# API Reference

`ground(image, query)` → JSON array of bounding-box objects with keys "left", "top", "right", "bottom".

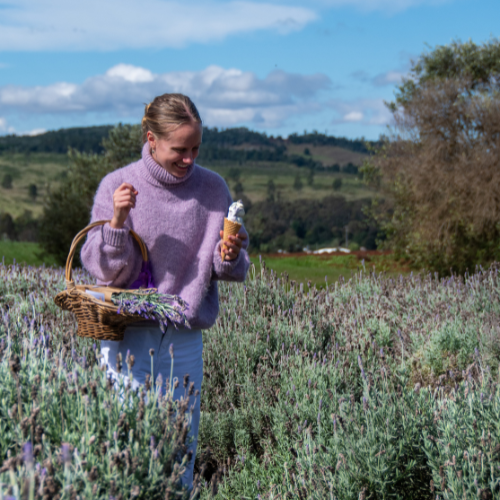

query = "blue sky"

[{"left": 0, "top": 0, "right": 498, "bottom": 139}]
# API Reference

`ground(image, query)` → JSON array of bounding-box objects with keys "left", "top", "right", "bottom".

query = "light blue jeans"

[{"left": 100, "top": 324, "right": 203, "bottom": 491}]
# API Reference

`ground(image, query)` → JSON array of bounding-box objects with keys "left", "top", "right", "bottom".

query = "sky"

[{"left": 0, "top": 0, "right": 498, "bottom": 140}]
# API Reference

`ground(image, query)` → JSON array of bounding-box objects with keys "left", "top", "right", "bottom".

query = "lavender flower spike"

[{"left": 358, "top": 355, "right": 367, "bottom": 381}]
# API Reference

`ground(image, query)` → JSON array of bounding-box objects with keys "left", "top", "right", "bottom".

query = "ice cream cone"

[{"left": 221, "top": 217, "right": 242, "bottom": 261}]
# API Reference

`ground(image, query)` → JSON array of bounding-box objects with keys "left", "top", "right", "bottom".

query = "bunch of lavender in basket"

[{"left": 111, "top": 290, "right": 190, "bottom": 332}]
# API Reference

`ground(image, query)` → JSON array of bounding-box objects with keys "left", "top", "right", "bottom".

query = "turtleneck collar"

[{"left": 139, "top": 141, "right": 195, "bottom": 187}]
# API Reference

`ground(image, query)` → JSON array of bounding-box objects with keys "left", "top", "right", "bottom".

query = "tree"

[
  {"left": 303, "top": 147, "right": 311, "bottom": 156},
  {"left": 266, "top": 179, "right": 276, "bottom": 202},
  {"left": 1, "top": 173, "right": 12, "bottom": 189},
  {"left": 29, "top": 183, "right": 37, "bottom": 201},
  {"left": 306, "top": 168, "right": 314, "bottom": 187},
  {"left": 364, "top": 38, "right": 500, "bottom": 274},
  {"left": 38, "top": 124, "right": 142, "bottom": 265},
  {"left": 234, "top": 181, "right": 244, "bottom": 198},
  {"left": 0, "top": 212, "right": 15, "bottom": 240},
  {"left": 227, "top": 168, "right": 241, "bottom": 182},
  {"left": 293, "top": 173, "right": 303, "bottom": 191},
  {"left": 332, "top": 178, "right": 342, "bottom": 191}
]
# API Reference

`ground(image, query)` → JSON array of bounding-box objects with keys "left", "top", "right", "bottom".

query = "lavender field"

[{"left": 1, "top": 261, "right": 500, "bottom": 499}]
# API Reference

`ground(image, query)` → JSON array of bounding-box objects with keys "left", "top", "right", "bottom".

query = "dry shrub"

[{"left": 370, "top": 77, "right": 500, "bottom": 274}]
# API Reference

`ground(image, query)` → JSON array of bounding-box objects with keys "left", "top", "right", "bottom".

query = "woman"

[{"left": 81, "top": 93, "right": 250, "bottom": 490}]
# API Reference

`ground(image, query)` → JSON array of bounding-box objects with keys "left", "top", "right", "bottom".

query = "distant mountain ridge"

[{"left": 0, "top": 125, "right": 375, "bottom": 156}]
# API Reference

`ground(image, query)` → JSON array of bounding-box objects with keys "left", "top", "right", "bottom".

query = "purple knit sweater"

[{"left": 80, "top": 142, "right": 250, "bottom": 330}]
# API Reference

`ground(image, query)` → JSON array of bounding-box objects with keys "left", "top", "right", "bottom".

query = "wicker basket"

[{"left": 54, "top": 220, "right": 155, "bottom": 341}]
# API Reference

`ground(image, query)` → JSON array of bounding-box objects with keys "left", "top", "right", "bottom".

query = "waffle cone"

[{"left": 221, "top": 218, "right": 242, "bottom": 261}]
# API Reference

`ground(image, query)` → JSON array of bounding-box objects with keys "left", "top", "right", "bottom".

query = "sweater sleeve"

[{"left": 80, "top": 175, "right": 142, "bottom": 287}]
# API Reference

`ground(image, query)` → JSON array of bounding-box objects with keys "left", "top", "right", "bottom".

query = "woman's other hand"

[
  {"left": 220, "top": 231, "right": 247, "bottom": 261},
  {"left": 110, "top": 183, "right": 138, "bottom": 229}
]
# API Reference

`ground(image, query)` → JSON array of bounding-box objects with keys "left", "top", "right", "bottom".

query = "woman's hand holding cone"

[{"left": 220, "top": 230, "right": 247, "bottom": 261}]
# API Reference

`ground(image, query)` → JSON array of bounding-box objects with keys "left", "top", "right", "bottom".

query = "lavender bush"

[
  {"left": 0, "top": 264, "right": 198, "bottom": 499},
  {"left": 1, "top": 260, "right": 500, "bottom": 498},
  {"left": 198, "top": 264, "right": 500, "bottom": 498}
]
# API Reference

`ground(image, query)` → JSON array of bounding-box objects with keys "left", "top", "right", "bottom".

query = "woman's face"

[{"left": 147, "top": 122, "right": 202, "bottom": 178}]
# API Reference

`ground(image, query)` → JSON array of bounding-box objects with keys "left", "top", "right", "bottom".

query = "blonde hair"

[{"left": 141, "top": 93, "right": 202, "bottom": 143}]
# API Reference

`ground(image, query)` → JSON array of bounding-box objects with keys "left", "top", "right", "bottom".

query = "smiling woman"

[
  {"left": 80, "top": 92, "right": 251, "bottom": 491},
  {"left": 141, "top": 94, "right": 203, "bottom": 179}
]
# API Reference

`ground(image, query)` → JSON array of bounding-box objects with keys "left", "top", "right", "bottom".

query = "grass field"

[
  {"left": 0, "top": 152, "right": 68, "bottom": 217},
  {"left": 0, "top": 145, "right": 375, "bottom": 218},
  {"left": 206, "top": 161, "right": 375, "bottom": 204},
  {"left": 0, "top": 240, "right": 59, "bottom": 266},
  {"left": 250, "top": 251, "right": 410, "bottom": 287}
]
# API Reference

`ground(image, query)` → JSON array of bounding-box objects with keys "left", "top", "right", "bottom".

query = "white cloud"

[
  {"left": 22, "top": 128, "right": 47, "bottom": 136},
  {"left": 106, "top": 65, "right": 154, "bottom": 84},
  {"left": 330, "top": 98, "right": 392, "bottom": 126},
  {"left": 0, "top": 117, "right": 16, "bottom": 134},
  {"left": 0, "top": 64, "right": 331, "bottom": 129},
  {"left": 0, "top": 0, "right": 317, "bottom": 51},
  {"left": 372, "top": 70, "right": 405, "bottom": 86},
  {"left": 343, "top": 111, "right": 364, "bottom": 122}
]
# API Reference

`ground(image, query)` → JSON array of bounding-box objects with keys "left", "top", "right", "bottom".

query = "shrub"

[
  {"left": 0, "top": 263, "right": 198, "bottom": 499},
  {"left": 293, "top": 174, "right": 303, "bottom": 191},
  {"left": 1, "top": 173, "right": 13, "bottom": 189},
  {"left": 29, "top": 183, "right": 38, "bottom": 201},
  {"left": 364, "top": 39, "right": 500, "bottom": 274},
  {"left": 38, "top": 124, "right": 142, "bottom": 266},
  {"left": 2, "top": 259, "right": 500, "bottom": 498},
  {"left": 198, "top": 262, "right": 500, "bottom": 498}
]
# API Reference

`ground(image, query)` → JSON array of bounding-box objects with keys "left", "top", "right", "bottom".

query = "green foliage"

[
  {"left": 332, "top": 178, "right": 342, "bottom": 191},
  {"left": 0, "top": 212, "right": 15, "bottom": 240},
  {"left": 0, "top": 263, "right": 198, "bottom": 499},
  {"left": 28, "top": 183, "right": 38, "bottom": 201},
  {"left": 393, "top": 38, "right": 500, "bottom": 109},
  {"left": 306, "top": 168, "right": 314, "bottom": 187},
  {"left": 0, "top": 126, "right": 114, "bottom": 154},
  {"left": 246, "top": 196, "right": 378, "bottom": 252},
  {"left": 266, "top": 179, "right": 276, "bottom": 203},
  {"left": 288, "top": 130, "right": 374, "bottom": 154},
  {"left": 233, "top": 181, "right": 244, "bottom": 198},
  {"left": 0, "top": 211, "right": 39, "bottom": 242},
  {"left": 226, "top": 168, "right": 241, "bottom": 182},
  {"left": 38, "top": 124, "right": 142, "bottom": 266},
  {"left": 293, "top": 173, "right": 303, "bottom": 191},
  {"left": 2, "top": 173, "right": 13, "bottom": 189},
  {"left": 341, "top": 162, "right": 359, "bottom": 175}
]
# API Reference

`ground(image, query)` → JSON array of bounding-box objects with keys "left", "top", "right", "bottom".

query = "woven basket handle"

[{"left": 65, "top": 220, "right": 148, "bottom": 286}]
